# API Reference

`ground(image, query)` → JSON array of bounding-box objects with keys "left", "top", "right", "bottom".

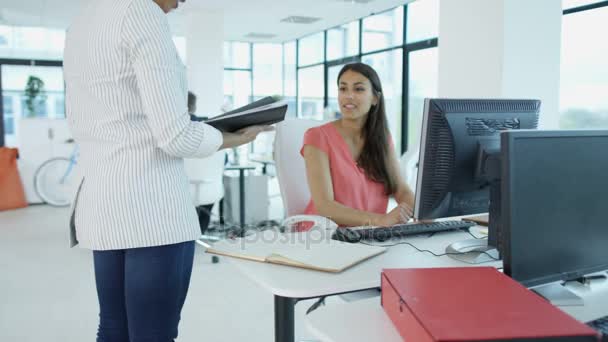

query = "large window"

[
  {"left": 326, "top": 62, "right": 350, "bottom": 117},
  {"left": 223, "top": 70, "right": 251, "bottom": 111},
  {"left": 253, "top": 44, "right": 283, "bottom": 100},
  {"left": 298, "top": 65, "right": 324, "bottom": 120},
  {"left": 223, "top": 42, "right": 252, "bottom": 112},
  {"left": 298, "top": 32, "right": 324, "bottom": 66},
  {"left": 223, "top": 41, "right": 251, "bottom": 69},
  {"left": 362, "top": 8, "right": 404, "bottom": 54},
  {"left": 560, "top": 2, "right": 608, "bottom": 129},
  {"left": 327, "top": 21, "right": 360, "bottom": 61},
  {"left": 406, "top": 0, "right": 439, "bottom": 43}
]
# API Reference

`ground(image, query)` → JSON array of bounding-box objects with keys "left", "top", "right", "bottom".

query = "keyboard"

[
  {"left": 332, "top": 220, "right": 476, "bottom": 243},
  {"left": 588, "top": 315, "right": 608, "bottom": 340}
]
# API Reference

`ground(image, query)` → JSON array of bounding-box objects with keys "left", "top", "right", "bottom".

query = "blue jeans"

[{"left": 93, "top": 241, "right": 195, "bottom": 342}]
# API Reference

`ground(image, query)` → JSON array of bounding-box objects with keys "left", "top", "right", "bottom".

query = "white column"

[
  {"left": 438, "top": 0, "right": 562, "bottom": 128},
  {"left": 185, "top": 10, "right": 224, "bottom": 118}
]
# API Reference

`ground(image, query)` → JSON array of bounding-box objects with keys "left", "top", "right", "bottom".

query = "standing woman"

[
  {"left": 301, "top": 62, "right": 415, "bottom": 228},
  {"left": 63, "top": 0, "right": 270, "bottom": 341}
]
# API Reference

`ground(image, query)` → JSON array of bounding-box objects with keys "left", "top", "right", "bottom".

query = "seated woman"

[{"left": 301, "top": 62, "right": 415, "bottom": 229}]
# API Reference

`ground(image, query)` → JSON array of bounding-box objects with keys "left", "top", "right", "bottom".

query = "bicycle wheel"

[{"left": 34, "top": 157, "right": 78, "bottom": 207}]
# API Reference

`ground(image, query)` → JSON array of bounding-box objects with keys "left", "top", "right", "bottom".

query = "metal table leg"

[
  {"left": 238, "top": 169, "right": 245, "bottom": 230},
  {"left": 274, "top": 295, "right": 296, "bottom": 342}
]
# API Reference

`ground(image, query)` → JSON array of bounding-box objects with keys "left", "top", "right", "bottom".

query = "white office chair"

[
  {"left": 273, "top": 118, "right": 338, "bottom": 232},
  {"left": 184, "top": 151, "right": 226, "bottom": 230}
]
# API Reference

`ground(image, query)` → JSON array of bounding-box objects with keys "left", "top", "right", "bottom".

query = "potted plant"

[{"left": 23, "top": 76, "right": 47, "bottom": 118}]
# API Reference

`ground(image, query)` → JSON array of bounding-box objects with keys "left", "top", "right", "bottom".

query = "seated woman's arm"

[
  {"left": 303, "top": 145, "right": 407, "bottom": 227},
  {"left": 388, "top": 148, "right": 415, "bottom": 212}
]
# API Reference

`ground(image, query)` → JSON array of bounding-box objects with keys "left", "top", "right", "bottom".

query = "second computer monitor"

[
  {"left": 502, "top": 130, "right": 608, "bottom": 288},
  {"left": 414, "top": 98, "right": 540, "bottom": 220}
]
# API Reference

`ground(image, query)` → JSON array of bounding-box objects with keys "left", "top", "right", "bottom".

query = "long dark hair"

[{"left": 337, "top": 63, "right": 396, "bottom": 195}]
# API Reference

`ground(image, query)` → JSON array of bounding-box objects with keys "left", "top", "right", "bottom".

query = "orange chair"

[{"left": 0, "top": 147, "right": 28, "bottom": 211}]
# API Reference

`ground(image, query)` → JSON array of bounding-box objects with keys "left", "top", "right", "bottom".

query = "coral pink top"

[{"left": 300, "top": 122, "right": 389, "bottom": 225}]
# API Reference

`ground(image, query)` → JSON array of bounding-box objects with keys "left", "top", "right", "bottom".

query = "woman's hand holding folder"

[{"left": 220, "top": 125, "right": 275, "bottom": 149}]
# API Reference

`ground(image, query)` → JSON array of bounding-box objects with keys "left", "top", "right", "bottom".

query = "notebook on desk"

[{"left": 205, "top": 230, "right": 387, "bottom": 273}]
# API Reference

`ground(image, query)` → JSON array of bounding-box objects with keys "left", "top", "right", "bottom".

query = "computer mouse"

[{"left": 331, "top": 228, "right": 362, "bottom": 243}]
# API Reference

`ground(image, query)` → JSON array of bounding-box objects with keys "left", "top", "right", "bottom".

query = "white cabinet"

[{"left": 16, "top": 118, "right": 73, "bottom": 203}]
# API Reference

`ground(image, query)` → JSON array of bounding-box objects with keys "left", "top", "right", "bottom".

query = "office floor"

[{"left": 0, "top": 182, "right": 324, "bottom": 341}]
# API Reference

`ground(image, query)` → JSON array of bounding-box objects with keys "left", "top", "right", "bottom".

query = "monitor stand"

[
  {"left": 445, "top": 239, "right": 499, "bottom": 264},
  {"left": 530, "top": 282, "right": 584, "bottom": 306}
]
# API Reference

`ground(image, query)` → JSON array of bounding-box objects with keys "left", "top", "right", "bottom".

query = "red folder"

[{"left": 381, "top": 267, "right": 600, "bottom": 342}]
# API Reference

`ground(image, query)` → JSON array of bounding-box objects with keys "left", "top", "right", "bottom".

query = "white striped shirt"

[{"left": 63, "top": 0, "right": 223, "bottom": 250}]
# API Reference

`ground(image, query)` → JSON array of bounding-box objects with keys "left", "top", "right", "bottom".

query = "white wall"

[
  {"left": 438, "top": 0, "right": 562, "bottom": 129},
  {"left": 438, "top": 0, "right": 505, "bottom": 98},
  {"left": 185, "top": 10, "right": 224, "bottom": 118}
]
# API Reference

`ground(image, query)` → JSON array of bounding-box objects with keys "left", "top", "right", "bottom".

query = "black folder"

[{"left": 192, "top": 96, "right": 287, "bottom": 132}]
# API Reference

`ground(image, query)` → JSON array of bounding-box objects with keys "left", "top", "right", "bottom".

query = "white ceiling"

[{"left": 0, "top": 0, "right": 414, "bottom": 43}]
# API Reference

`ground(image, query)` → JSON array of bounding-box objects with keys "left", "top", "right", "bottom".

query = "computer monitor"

[
  {"left": 414, "top": 98, "right": 540, "bottom": 263},
  {"left": 501, "top": 130, "right": 608, "bottom": 305},
  {"left": 414, "top": 99, "right": 540, "bottom": 218}
]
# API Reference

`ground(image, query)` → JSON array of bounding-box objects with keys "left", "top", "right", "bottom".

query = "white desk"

[
  {"left": 223, "top": 227, "right": 500, "bottom": 342},
  {"left": 306, "top": 280, "right": 608, "bottom": 342}
]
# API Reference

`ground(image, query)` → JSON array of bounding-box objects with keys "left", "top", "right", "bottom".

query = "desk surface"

[
  {"left": 225, "top": 227, "right": 500, "bottom": 298},
  {"left": 306, "top": 280, "right": 608, "bottom": 342},
  {"left": 249, "top": 154, "right": 275, "bottom": 164}
]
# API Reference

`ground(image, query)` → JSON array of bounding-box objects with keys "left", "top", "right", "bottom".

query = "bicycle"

[{"left": 33, "top": 139, "right": 80, "bottom": 207}]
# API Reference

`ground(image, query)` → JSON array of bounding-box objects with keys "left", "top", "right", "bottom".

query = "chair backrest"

[
  {"left": 273, "top": 118, "right": 326, "bottom": 217},
  {"left": 184, "top": 151, "right": 226, "bottom": 206}
]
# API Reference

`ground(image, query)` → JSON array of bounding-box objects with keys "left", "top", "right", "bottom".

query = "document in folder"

[
  {"left": 200, "top": 96, "right": 288, "bottom": 132},
  {"left": 205, "top": 230, "right": 387, "bottom": 273}
]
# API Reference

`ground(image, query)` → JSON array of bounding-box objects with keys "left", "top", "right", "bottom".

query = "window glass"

[
  {"left": 298, "top": 32, "right": 324, "bottom": 66},
  {"left": 362, "top": 7, "right": 403, "bottom": 53},
  {"left": 223, "top": 41, "right": 251, "bottom": 69},
  {"left": 223, "top": 70, "right": 252, "bottom": 112},
  {"left": 560, "top": 7, "right": 608, "bottom": 129},
  {"left": 297, "top": 65, "right": 324, "bottom": 120},
  {"left": 327, "top": 63, "right": 349, "bottom": 120},
  {"left": 253, "top": 43, "right": 283, "bottom": 98},
  {"left": 406, "top": 0, "right": 439, "bottom": 43},
  {"left": 327, "top": 21, "right": 360, "bottom": 61}
]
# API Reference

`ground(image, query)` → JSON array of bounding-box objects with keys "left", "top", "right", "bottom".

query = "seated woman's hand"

[{"left": 378, "top": 203, "right": 413, "bottom": 227}]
